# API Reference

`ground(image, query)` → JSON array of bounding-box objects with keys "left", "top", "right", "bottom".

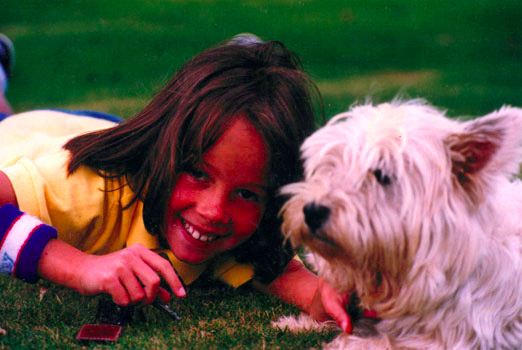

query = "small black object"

[
  {"left": 346, "top": 293, "right": 364, "bottom": 323},
  {"left": 95, "top": 298, "right": 136, "bottom": 326},
  {"left": 152, "top": 299, "right": 182, "bottom": 321}
]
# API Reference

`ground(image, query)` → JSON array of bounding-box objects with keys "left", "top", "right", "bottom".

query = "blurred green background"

[{"left": 1, "top": 0, "right": 520, "bottom": 121}]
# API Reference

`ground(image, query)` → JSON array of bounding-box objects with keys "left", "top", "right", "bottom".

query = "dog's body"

[{"left": 278, "top": 100, "right": 522, "bottom": 349}]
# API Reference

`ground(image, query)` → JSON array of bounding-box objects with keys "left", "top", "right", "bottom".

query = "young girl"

[{"left": 0, "top": 34, "right": 354, "bottom": 333}]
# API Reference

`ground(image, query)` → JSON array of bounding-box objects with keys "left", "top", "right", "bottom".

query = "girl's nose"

[{"left": 197, "top": 185, "right": 228, "bottom": 225}]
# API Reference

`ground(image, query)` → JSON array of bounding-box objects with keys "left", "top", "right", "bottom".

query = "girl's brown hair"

[{"left": 64, "top": 39, "right": 322, "bottom": 283}]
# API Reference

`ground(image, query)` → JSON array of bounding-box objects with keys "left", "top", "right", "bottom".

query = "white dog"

[{"left": 277, "top": 100, "right": 522, "bottom": 349}]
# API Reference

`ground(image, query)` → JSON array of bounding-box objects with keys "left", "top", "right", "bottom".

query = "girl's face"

[{"left": 165, "top": 115, "right": 269, "bottom": 264}]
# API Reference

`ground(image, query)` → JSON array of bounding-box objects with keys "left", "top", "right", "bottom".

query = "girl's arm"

[
  {"left": 0, "top": 170, "right": 185, "bottom": 304},
  {"left": 252, "top": 259, "right": 353, "bottom": 333},
  {"left": 38, "top": 239, "right": 186, "bottom": 304},
  {"left": 0, "top": 170, "right": 17, "bottom": 206}
]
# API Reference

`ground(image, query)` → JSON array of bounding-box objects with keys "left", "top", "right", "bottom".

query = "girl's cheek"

[
  {"left": 169, "top": 175, "right": 199, "bottom": 210},
  {"left": 232, "top": 205, "right": 265, "bottom": 238}
]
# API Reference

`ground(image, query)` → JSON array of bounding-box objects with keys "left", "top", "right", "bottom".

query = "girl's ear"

[{"left": 445, "top": 107, "right": 522, "bottom": 201}]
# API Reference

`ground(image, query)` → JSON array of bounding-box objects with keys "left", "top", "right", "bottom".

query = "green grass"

[
  {"left": 0, "top": 276, "right": 335, "bottom": 350},
  {"left": 0, "top": 0, "right": 521, "bottom": 348}
]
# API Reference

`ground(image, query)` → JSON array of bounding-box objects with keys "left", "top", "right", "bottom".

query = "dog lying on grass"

[{"left": 276, "top": 100, "right": 522, "bottom": 349}]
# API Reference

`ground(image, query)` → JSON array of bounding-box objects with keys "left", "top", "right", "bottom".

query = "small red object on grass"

[{"left": 76, "top": 324, "right": 122, "bottom": 342}]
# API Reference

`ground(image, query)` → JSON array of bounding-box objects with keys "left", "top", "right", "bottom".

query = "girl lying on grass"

[{"left": 0, "top": 34, "right": 354, "bottom": 333}]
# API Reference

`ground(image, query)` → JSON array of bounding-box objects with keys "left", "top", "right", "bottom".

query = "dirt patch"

[{"left": 317, "top": 70, "right": 438, "bottom": 97}]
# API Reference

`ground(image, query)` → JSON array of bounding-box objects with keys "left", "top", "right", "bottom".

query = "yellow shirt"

[{"left": 0, "top": 110, "right": 254, "bottom": 287}]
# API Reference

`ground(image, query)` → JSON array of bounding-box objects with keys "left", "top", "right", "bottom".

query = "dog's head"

[{"left": 281, "top": 100, "right": 522, "bottom": 315}]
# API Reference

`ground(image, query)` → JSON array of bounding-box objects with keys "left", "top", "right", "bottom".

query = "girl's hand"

[
  {"left": 309, "top": 278, "right": 352, "bottom": 333},
  {"left": 76, "top": 243, "right": 185, "bottom": 305},
  {"left": 38, "top": 240, "right": 185, "bottom": 306}
]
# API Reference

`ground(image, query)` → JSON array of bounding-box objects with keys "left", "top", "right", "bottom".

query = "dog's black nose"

[{"left": 303, "top": 202, "right": 330, "bottom": 232}]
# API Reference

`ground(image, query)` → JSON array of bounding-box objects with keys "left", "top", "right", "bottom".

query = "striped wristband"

[{"left": 0, "top": 204, "right": 57, "bottom": 283}]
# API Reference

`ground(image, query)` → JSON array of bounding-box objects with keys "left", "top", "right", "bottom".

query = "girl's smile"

[
  {"left": 165, "top": 115, "right": 269, "bottom": 264},
  {"left": 182, "top": 218, "right": 219, "bottom": 242}
]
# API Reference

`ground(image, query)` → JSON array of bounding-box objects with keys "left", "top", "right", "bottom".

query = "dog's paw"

[{"left": 272, "top": 313, "right": 339, "bottom": 333}]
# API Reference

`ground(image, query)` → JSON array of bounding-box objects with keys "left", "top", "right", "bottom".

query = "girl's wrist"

[{"left": 0, "top": 204, "right": 57, "bottom": 283}]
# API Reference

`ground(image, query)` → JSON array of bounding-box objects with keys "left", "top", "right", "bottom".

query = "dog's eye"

[{"left": 372, "top": 169, "right": 391, "bottom": 185}]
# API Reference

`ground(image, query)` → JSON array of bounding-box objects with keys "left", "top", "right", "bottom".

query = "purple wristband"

[{"left": 0, "top": 204, "right": 57, "bottom": 283}]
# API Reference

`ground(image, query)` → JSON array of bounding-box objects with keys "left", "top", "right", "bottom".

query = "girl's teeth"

[{"left": 183, "top": 220, "right": 216, "bottom": 242}]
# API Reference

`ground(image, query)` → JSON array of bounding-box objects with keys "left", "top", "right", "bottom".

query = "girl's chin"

[{"left": 166, "top": 224, "right": 218, "bottom": 264}]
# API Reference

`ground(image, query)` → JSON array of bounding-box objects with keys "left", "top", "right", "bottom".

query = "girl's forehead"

[{"left": 202, "top": 115, "right": 269, "bottom": 186}]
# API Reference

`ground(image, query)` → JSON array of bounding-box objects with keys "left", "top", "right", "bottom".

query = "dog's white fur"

[{"left": 277, "top": 100, "right": 522, "bottom": 349}]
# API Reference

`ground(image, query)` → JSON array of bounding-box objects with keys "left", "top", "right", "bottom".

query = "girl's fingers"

[
  {"left": 117, "top": 264, "right": 147, "bottom": 303},
  {"left": 98, "top": 244, "right": 185, "bottom": 305},
  {"left": 160, "top": 269, "right": 186, "bottom": 298},
  {"left": 322, "top": 293, "right": 352, "bottom": 333},
  {"left": 318, "top": 279, "right": 353, "bottom": 333},
  {"left": 129, "top": 260, "right": 161, "bottom": 304},
  {"left": 158, "top": 287, "right": 171, "bottom": 303},
  {"left": 139, "top": 248, "right": 186, "bottom": 298},
  {"left": 105, "top": 277, "right": 132, "bottom": 306}
]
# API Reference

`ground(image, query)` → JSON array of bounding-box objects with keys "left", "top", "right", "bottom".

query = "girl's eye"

[
  {"left": 187, "top": 166, "right": 208, "bottom": 181},
  {"left": 237, "top": 189, "right": 263, "bottom": 203}
]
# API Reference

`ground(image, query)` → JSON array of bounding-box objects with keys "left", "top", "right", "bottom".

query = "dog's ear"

[{"left": 445, "top": 107, "right": 522, "bottom": 200}]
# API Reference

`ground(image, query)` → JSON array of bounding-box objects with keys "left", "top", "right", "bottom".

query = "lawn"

[
  {"left": 0, "top": 276, "right": 336, "bottom": 350},
  {"left": 0, "top": 0, "right": 520, "bottom": 349}
]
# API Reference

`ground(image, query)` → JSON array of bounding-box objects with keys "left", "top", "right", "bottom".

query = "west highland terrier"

[{"left": 276, "top": 100, "right": 522, "bottom": 349}]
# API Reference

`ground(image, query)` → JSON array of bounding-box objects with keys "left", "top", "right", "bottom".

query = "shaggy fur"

[{"left": 277, "top": 100, "right": 522, "bottom": 349}]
